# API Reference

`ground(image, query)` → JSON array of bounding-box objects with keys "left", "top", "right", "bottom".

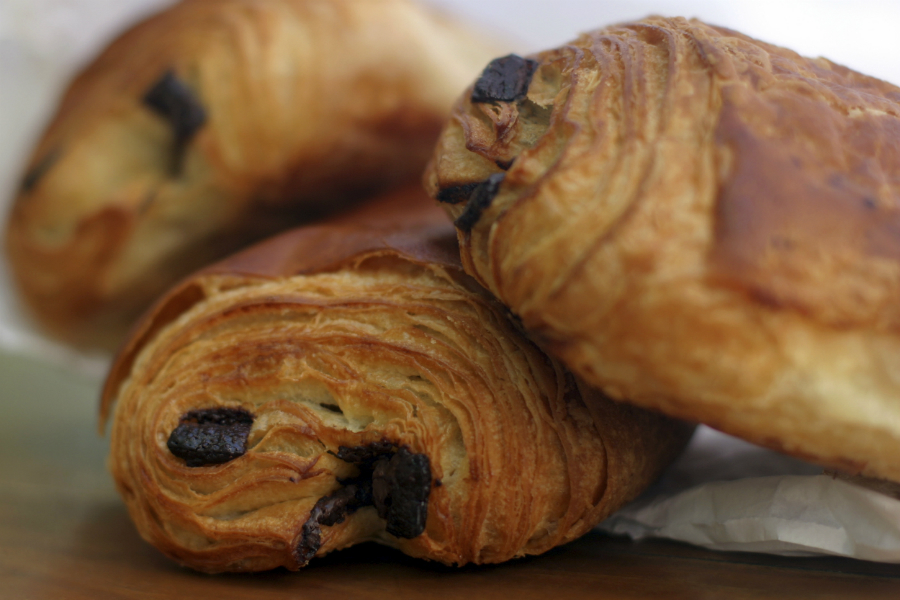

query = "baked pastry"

[
  {"left": 424, "top": 17, "right": 900, "bottom": 483},
  {"left": 99, "top": 186, "right": 692, "bottom": 572},
  {"left": 5, "top": 0, "right": 497, "bottom": 348}
]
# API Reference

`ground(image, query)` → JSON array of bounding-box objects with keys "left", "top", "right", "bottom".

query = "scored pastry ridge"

[
  {"left": 101, "top": 189, "right": 692, "bottom": 572},
  {"left": 424, "top": 16, "right": 900, "bottom": 483}
]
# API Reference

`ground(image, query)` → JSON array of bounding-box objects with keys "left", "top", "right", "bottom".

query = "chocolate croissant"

[
  {"left": 5, "top": 0, "right": 498, "bottom": 348},
  {"left": 424, "top": 17, "right": 900, "bottom": 483},
  {"left": 99, "top": 186, "right": 692, "bottom": 572}
]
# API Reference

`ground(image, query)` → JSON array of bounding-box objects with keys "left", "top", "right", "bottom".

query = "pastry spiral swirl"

[
  {"left": 6, "top": 0, "right": 497, "bottom": 347},
  {"left": 100, "top": 187, "right": 691, "bottom": 572},
  {"left": 424, "top": 17, "right": 900, "bottom": 482}
]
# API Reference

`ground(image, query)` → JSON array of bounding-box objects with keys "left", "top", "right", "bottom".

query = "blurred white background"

[{"left": 1, "top": 0, "right": 899, "bottom": 370}]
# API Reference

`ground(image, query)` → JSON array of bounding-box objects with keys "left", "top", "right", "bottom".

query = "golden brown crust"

[
  {"left": 101, "top": 187, "right": 692, "bottom": 572},
  {"left": 424, "top": 17, "right": 900, "bottom": 483},
  {"left": 5, "top": 0, "right": 498, "bottom": 348},
  {"left": 100, "top": 185, "right": 456, "bottom": 424}
]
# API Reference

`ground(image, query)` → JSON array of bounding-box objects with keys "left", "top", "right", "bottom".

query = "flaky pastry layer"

[
  {"left": 424, "top": 17, "right": 900, "bottom": 482},
  {"left": 100, "top": 189, "right": 691, "bottom": 572}
]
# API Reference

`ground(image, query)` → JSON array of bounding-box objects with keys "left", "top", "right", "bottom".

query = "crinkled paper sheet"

[{"left": 597, "top": 426, "right": 900, "bottom": 562}]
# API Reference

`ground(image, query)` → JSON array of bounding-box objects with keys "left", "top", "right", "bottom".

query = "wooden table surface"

[{"left": 3, "top": 351, "right": 900, "bottom": 599}]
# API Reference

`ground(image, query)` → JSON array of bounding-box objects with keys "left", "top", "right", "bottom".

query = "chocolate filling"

[
  {"left": 454, "top": 173, "right": 506, "bottom": 233},
  {"left": 296, "top": 482, "right": 372, "bottom": 565},
  {"left": 142, "top": 70, "right": 206, "bottom": 174},
  {"left": 335, "top": 441, "right": 396, "bottom": 464},
  {"left": 436, "top": 182, "right": 481, "bottom": 205},
  {"left": 372, "top": 448, "right": 431, "bottom": 539},
  {"left": 20, "top": 148, "right": 63, "bottom": 194},
  {"left": 296, "top": 442, "right": 432, "bottom": 565},
  {"left": 167, "top": 407, "right": 253, "bottom": 467},
  {"left": 471, "top": 54, "right": 539, "bottom": 104}
]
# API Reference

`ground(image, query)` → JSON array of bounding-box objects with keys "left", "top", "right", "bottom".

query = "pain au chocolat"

[
  {"left": 99, "top": 186, "right": 692, "bottom": 573},
  {"left": 424, "top": 16, "right": 900, "bottom": 483},
  {"left": 5, "top": 0, "right": 497, "bottom": 348}
]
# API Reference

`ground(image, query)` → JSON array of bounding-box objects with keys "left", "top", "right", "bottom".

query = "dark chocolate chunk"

[
  {"left": 296, "top": 517, "right": 322, "bottom": 566},
  {"left": 166, "top": 407, "right": 253, "bottom": 467},
  {"left": 297, "top": 442, "right": 431, "bottom": 565},
  {"left": 471, "top": 54, "right": 539, "bottom": 104},
  {"left": 436, "top": 182, "right": 481, "bottom": 204},
  {"left": 317, "top": 483, "right": 370, "bottom": 526},
  {"left": 336, "top": 441, "right": 396, "bottom": 465},
  {"left": 454, "top": 173, "right": 505, "bottom": 233},
  {"left": 296, "top": 481, "right": 372, "bottom": 566},
  {"left": 20, "top": 148, "right": 62, "bottom": 193},
  {"left": 143, "top": 70, "right": 206, "bottom": 144},
  {"left": 142, "top": 70, "right": 206, "bottom": 173},
  {"left": 371, "top": 448, "right": 431, "bottom": 539}
]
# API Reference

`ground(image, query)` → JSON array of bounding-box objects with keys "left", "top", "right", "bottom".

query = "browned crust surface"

[
  {"left": 6, "top": 0, "right": 499, "bottom": 348},
  {"left": 101, "top": 186, "right": 692, "bottom": 572},
  {"left": 424, "top": 16, "right": 900, "bottom": 482}
]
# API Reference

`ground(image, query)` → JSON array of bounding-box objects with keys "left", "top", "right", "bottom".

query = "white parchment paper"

[
  {"left": 4, "top": 0, "right": 900, "bottom": 563},
  {"left": 597, "top": 426, "right": 900, "bottom": 562}
]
